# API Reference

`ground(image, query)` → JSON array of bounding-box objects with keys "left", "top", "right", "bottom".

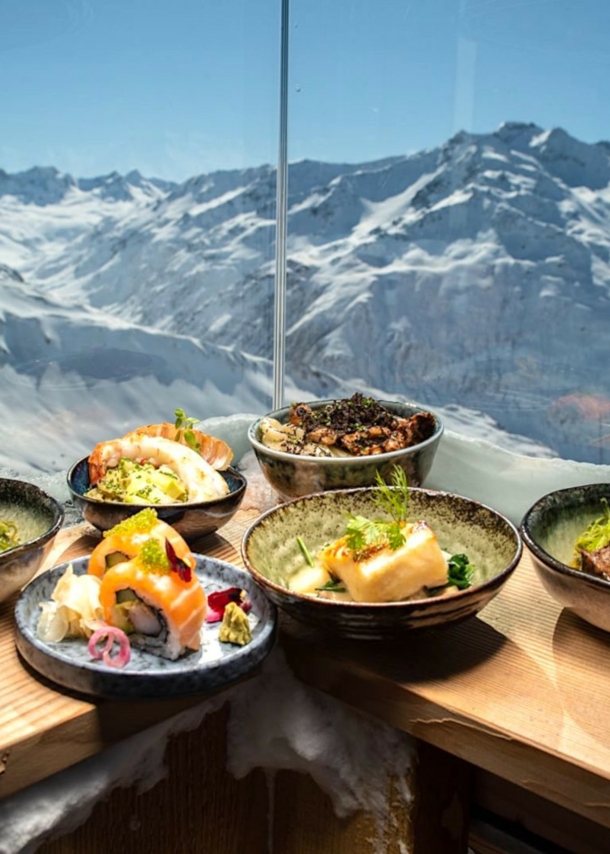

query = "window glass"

[
  {"left": 0, "top": 0, "right": 279, "bottom": 477},
  {"left": 286, "top": 0, "right": 610, "bottom": 465},
  {"left": 3, "top": 0, "right": 610, "bottom": 482}
]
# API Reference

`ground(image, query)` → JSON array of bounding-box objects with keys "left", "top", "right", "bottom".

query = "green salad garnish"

[
  {"left": 0, "top": 519, "right": 19, "bottom": 553},
  {"left": 573, "top": 498, "right": 610, "bottom": 567},
  {"left": 446, "top": 554, "right": 475, "bottom": 590}
]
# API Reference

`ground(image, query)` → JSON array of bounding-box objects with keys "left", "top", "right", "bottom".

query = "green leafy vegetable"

[
  {"left": 574, "top": 498, "right": 610, "bottom": 567},
  {"left": 447, "top": 554, "right": 475, "bottom": 589},
  {"left": 426, "top": 554, "right": 475, "bottom": 595},
  {"left": 0, "top": 519, "right": 19, "bottom": 553},
  {"left": 344, "top": 466, "right": 409, "bottom": 557}
]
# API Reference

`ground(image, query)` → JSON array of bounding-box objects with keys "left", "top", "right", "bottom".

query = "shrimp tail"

[
  {"left": 87, "top": 434, "right": 230, "bottom": 502},
  {"left": 123, "top": 422, "right": 233, "bottom": 470}
]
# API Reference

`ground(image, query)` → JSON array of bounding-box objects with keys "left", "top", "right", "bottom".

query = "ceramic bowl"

[
  {"left": 247, "top": 399, "right": 443, "bottom": 500},
  {"left": 520, "top": 483, "right": 610, "bottom": 633},
  {"left": 241, "top": 487, "right": 522, "bottom": 640},
  {"left": 67, "top": 457, "right": 247, "bottom": 544},
  {"left": 0, "top": 478, "right": 64, "bottom": 604}
]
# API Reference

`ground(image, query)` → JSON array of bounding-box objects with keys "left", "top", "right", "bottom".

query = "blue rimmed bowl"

[
  {"left": 242, "top": 486, "right": 522, "bottom": 640},
  {"left": 67, "top": 457, "right": 247, "bottom": 544},
  {"left": 0, "top": 478, "right": 64, "bottom": 604},
  {"left": 521, "top": 483, "right": 610, "bottom": 633},
  {"left": 247, "top": 399, "right": 443, "bottom": 501}
]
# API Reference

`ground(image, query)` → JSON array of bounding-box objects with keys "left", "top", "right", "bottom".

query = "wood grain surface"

[
  {"left": 280, "top": 548, "right": 610, "bottom": 830},
  {"left": 3, "top": 496, "right": 610, "bottom": 842},
  {"left": 36, "top": 705, "right": 418, "bottom": 854},
  {"left": 0, "top": 508, "right": 261, "bottom": 800}
]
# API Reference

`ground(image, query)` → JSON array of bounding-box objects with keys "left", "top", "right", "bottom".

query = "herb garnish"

[
  {"left": 344, "top": 467, "right": 409, "bottom": 558},
  {"left": 573, "top": 497, "right": 610, "bottom": 567},
  {"left": 316, "top": 576, "right": 347, "bottom": 593},
  {"left": 447, "top": 554, "right": 475, "bottom": 589},
  {"left": 370, "top": 466, "right": 409, "bottom": 522},
  {"left": 174, "top": 408, "right": 200, "bottom": 452},
  {"left": 297, "top": 535, "right": 314, "bottom": 567}
]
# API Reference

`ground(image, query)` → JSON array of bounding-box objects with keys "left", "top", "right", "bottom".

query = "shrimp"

[
  {"left": 88, "top": 434, "right": 230, "bottom": 502},
  {"left": 122, "top": 422, "right": 233, "bottom": 470}
]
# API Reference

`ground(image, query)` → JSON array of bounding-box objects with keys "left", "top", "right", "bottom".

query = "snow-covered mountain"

[
  {"left": 0, "top": 259, "right": 547, "bottom": 475},
  {"left": 2, "top": 121, "right": 610, "bottom": 472},
  {"left": 0, "top": 263, "right": 276, "bottom": 473}
]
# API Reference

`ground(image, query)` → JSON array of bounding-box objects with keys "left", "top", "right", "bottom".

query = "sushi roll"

[
  {"left": 95, "top": 538, "right": 207, "bottom": 660},
  {"left": 88, "top": 507, "right": 194, "bottom": 578},
  {"left": 87, "top": 508, "right": 205, "bottom": 660}
]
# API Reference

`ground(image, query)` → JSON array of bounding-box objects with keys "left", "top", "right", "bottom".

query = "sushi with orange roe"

[
  {"left": 88, "top": 509, "right": 206, "bottom": 660},
  {"left": 88, "top": 507, "right": 194, "bottom": 578}
]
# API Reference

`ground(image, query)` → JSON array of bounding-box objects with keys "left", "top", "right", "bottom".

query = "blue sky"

[{"left": 1, "top": 0, "right": 609, "bottom": 180}]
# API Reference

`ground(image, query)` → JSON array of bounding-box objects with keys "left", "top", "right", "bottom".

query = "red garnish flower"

[
  {"left": 165, "top": 539, "right": 192, "bottom": 582},
  {"left": 206, "top": 587, "right": 251, "bottom": 623}
]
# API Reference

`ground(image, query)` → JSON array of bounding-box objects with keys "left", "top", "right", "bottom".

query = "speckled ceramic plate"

[{"left": 14, "top": 555, "right": 277, "bottom": 700}]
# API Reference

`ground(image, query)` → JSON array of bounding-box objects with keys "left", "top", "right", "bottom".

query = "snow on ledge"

[{"left": 0, "top": 650, "right": 415, "bottom": 854}]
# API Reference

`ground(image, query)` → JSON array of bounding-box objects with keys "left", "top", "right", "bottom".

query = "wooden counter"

[
  {"left": 282, "top": 548, "right": 610, "bottom": 832},
  {"left": 0, "top": 507, "right": 265, "bottom": 800},
  {"left": 2, "top": 502, "right": 610, "bottom": 852}
]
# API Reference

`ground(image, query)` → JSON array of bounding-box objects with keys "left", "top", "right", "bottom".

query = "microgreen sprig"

[{"left": 174, "top": 408, "right": 200, "bottom": 452}]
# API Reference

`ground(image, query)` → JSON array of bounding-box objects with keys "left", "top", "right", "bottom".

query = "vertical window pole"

[{"left": 273, "top": 0, "right": 290, "bottom": 409}]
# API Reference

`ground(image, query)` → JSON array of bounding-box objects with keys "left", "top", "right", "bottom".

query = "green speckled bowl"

[
  {"left": 0, "top": 478, "right": 64, "bottom": 604},
  {"left": 521, "top": 483, "right": 610, "bottom": 633},
  {"left": 242, "top": 487, "right": 522, "bottom": 639},
  {"left": 247, "top": 399, "right": 443, "bottom": 501}
]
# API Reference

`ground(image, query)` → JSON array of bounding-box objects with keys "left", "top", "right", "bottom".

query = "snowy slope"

[
  {"left": 0, "top": 263, "right": 279, "bottom": 473},
  {"left": 1, "top": 122, "right": 610, "bottom": 467},
  {"left": 1, "top": 261, "right": 547, "bottom": 474}
]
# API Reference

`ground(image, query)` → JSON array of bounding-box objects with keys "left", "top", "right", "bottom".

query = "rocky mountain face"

[{"left": 1, "top": 122, "right": 610, "bottom": 463}]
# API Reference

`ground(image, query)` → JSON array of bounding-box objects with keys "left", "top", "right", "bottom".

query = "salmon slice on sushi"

[
  {"left": 88, "top": 507, "right": 194, "bottom": 578},
  {"left": 88, "top": 509, "right": 206, "bottom": 660}
]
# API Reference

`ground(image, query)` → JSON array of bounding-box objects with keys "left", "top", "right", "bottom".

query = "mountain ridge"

[{"left": 1, "top": 121, "right": 610, "bottom": 464}]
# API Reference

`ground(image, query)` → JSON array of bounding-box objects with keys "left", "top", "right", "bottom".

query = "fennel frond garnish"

[{"left": 344, "top": 466, "right": 409, "bottom": 558}]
